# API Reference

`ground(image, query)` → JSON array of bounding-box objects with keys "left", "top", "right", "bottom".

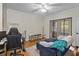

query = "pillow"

[
  {"left": 39, "top": 41, "right": 54, "bottom": 47},
  {"left": 50, "top": 40, "right": 67, "bottom": 52},
  {"left": 57, "top": 35, "right": 65, "bottom": 40},
  {"left": 45, "top": 38, "right": 58, "bottom": 42},
  {"left": 58, "top": 35, "right": 72, "bottom": 47}
]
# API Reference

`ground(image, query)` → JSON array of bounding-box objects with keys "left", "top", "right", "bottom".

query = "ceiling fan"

[{"left": 31, "top": 3, "right": 54, "bottom": 13}]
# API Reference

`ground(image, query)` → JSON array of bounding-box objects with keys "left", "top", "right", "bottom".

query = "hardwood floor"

[
  {"left": 1, "top": 39, "right": 76, "bottom": 56},
  {"left": 24, "top": 39, "right": 76, "bottom": 56},
  {"left": 6, "top": 49, "right": 29, "bottom": 56},
  {"left": 24, "top": 39, "right": 37, "bottom": 48},
  {"left": 6, "top": 39, "right": 37, "bottom": 56}
]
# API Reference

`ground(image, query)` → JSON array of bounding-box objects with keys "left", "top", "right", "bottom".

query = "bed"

[
  {"left": 36, "top": 43, "right": 71, "bottom": 56},
  {"left": 36, "top": 38, "right": 71, "bottom": 56}
]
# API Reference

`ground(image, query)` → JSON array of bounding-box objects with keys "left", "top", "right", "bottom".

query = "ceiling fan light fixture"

[
  {"left": 40, "top": 9, "right": 47, "bottom": 13},
  {"left": 44, "top": 5, "right": 49, "bottom": 9},
  {"left": 41, "top": 3, "right": 51, "bottom": 10}
]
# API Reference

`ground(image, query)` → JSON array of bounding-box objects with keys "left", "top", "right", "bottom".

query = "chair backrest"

[
  {"left": 7, "top": 34, "right": 22, "bottom": 50},
  {"left": 8, "top": 27, "right": 21, "bottom": 35}
]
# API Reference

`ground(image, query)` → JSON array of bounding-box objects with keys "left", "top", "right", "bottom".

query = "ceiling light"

[
  {"left": 41, "top": 3, "right": 50, "bottom": 10},
  {"left": 44, "top": 5, "right": 50, "bottom": 10},
  {"left": 40, "top": 9, "right": 47, "bottom": 13}
]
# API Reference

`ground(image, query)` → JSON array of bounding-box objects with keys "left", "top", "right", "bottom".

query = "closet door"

[
  {"left": 60, "top": 20, "right": 65, "bottom": 35},
  {"left": 49, "top": 17, "right": 72, "bottom": 38},
  {"left": 49, "top": 20, "right": 58, "bottom": 38},
  {"left": 49, "top": 20, "right": 53, "bottom": 38},
  {"left": 56, "top": 20, "right": 61, "bottom": 36},
  {"left": 53, "top": 20, "right": 58, "bottom": 37},
  {"left": 64, "top": 18, "right": 72, "bottom": 35}
]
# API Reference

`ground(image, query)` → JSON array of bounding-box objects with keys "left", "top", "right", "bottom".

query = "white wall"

[
  {"left": 7, "top": 9, "right": 44, "bottom": 40},
  {"left": 0, "top": 3, "right": 2, "bottom": 31},
  {"left": 44, "top": 7, "right": 79, "bottom": 46},
  {"left": 3, "top": 3, "right": 7, "bottom": 31},
  {"left": 6, "top": 5, "right": 79, "bottom": 45}
]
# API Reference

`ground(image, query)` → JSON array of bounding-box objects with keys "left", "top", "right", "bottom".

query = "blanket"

[{"left": 50, "top": 40, "right": 67, "bottom": 52}]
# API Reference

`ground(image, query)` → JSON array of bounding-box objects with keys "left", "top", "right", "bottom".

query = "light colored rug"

[{"left": 25, "top": 45, "right": 40, "bottom": 56}]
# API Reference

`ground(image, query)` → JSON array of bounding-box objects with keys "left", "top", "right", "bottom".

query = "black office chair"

[{"left": 6, "top": 34, "right": 22, "bottom": 56}]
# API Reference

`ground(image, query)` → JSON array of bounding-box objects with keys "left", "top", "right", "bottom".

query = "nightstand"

[{"left": 70, "top": 46, "right": 79, "bottom": 56}]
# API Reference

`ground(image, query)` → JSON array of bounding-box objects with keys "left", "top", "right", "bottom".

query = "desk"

[
  {"left": 0, "top": 38, "right": 7, "bottom": 56},
  {"left": 0, "top": 38, "right": 7, "bottom": 45}
]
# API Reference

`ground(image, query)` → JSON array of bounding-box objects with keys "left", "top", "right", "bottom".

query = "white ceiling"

[{"left": 6, "top": 3, "right": 79, "bottom": 15}]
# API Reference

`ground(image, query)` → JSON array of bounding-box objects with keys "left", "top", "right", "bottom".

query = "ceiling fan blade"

[
  {"left": 32, "top": 3, "right": 42, "bottom": 6},
  {"left": 31, "top": 8, "right": 40, "bottom": 13},
  {"left": 47, "top": 3, "right": 63, "bottom": 6},
  {"left": 48, "top": 3, "right": 78, "bottom": 6}
]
